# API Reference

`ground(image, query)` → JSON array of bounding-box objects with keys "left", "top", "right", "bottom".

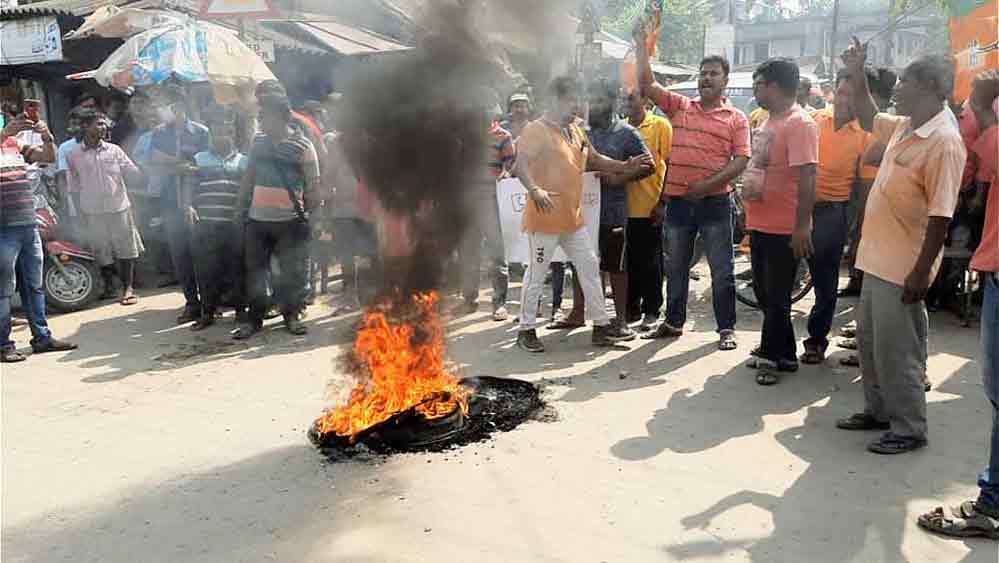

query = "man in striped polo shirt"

[
  {"left": 0, "top": 117, "right": 76, "bottom": 363},
  {"left": 635, "top": 30, "right": 751, "bottom": 351},
  {"left": 189, "top": 112, "right": 248, "bottom": 331},
  {"left": 456, "top": 99, "right": 515, "bottom": 321},
  {"left": 234, "top": 92, "right": 320, "bottom": 339}
]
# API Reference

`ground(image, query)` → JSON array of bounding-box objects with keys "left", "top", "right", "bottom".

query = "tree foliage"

[{"left": 597, "top": 0, "right": 712, "bottom": 64}]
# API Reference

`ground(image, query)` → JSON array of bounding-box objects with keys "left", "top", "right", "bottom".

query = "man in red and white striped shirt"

[{"left": 635, "top": 28, "right": 751, "bottom": 352}]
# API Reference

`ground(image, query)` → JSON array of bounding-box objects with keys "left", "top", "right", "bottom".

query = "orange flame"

[{"left": 314, "top": 291, "right": 468, "bottom": 439}]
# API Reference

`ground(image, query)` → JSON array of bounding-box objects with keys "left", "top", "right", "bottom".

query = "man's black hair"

[
  {"left": 700, "top": 55, "right": 730, "bottom": 76},
  {"left": 549, "top": 75, "right": 580, "bottom": 100},
  {"left": 871, "top": 67, "right": 898, "bottom": 102},
  {"left": 258, "top": 93, "right": 292, "bottom": 119},
  {"left": 835, "top": 66, "right": 878, "bottom": 89},
  {"left": 78, "top": 110, "right": 106, "bottom": 128},
  {"left": 753, "top": 58, "right": 800, "bottom": 97},
  {"left": 588, "top": 78, "right": 619, "bottom": 102},
  {"left": 905, "top": 55, "right": 954, "bottom": 102}
]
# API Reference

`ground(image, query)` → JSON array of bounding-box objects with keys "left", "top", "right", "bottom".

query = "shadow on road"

[
  {"left": 2, "top": 445, "right": 391, "bottom": 563},
  {"left": 52, "top": 300, "right": 362, "bottom": 383}
]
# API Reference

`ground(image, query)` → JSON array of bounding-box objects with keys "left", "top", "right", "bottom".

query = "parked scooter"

[{"left": 17, "top": 167, "right": 104, "bottom": 313}]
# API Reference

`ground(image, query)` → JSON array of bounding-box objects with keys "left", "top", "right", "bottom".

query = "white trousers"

[{"left": 518, "top": 227, "right": 609, "bottom": 330}]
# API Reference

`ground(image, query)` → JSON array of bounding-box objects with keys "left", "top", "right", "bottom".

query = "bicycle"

[
  {"left": 728, "top": 187, "right": 813, "bottom": 309},
  {"left": 733, "top": 251, "right": 814, "bottom": 309}
]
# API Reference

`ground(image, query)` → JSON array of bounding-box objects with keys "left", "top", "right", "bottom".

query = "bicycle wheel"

[
  {"left": 790, "top": 262, "right": 814, "bottom": 305},
  {"left": 735, "top": 256, "right": 813, "bottom": 309},
  {"left": 734, "top": 251, "right": 758, "bottom": 308}
]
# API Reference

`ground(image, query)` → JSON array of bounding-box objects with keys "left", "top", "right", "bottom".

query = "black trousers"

[
  {"left": 193, "top": 220, "right": 244, "bottom": 315},
  {"left": 627, "top": 217, "right": 664, "bottom": 317},
  {"left": 244, "top": 220, "right": 310, "bottom": 323},
  {"left": 750, "top": 231, "right": 798, "bottom": 362}
]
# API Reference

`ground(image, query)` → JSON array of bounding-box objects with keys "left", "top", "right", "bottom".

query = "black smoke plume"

[{"left": 337, "top": 0, "right": 574, "bottom": 295}]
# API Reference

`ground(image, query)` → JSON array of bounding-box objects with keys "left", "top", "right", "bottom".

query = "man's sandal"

[
  {"left": 918, "top": 501, "right": 999, "bottom": 539},
  {"left": 800, "top": 348, "right": 825, "bottom": 365},
  {"left": 718, "top": 330, "right": 737, "bottom": 351},
  {"left": 867, "top": 432, "right": 927, "bottom": 454},
  {"left": 0, "top": 349, "right": 26, "bottom": 363}
]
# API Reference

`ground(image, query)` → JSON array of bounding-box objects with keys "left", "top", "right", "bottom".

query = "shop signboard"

[{"left": 0, "top": 16, "right": 63, "bottom": 65}]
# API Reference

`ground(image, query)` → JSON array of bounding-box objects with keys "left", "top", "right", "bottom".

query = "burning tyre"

[{"left": 310, "top": 293, "right": 544, "bottom": 457}]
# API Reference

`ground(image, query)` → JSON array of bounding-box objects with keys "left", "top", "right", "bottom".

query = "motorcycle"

[{"left": 15, "top": 167, "right": 104, "bottom": 313}]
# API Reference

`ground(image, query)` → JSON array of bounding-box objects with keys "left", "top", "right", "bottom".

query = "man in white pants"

[{"left": 514, "top": 76, "right": 653, "bottom": 352}]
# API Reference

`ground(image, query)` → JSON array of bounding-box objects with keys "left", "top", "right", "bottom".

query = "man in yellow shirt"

[{"left": 624, "top": 90, "right": 673, "bottom": 328}]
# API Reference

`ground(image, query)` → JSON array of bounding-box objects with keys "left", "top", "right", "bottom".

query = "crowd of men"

[{"left": 1, "top": 32, "right": 998, "bottom": 538}]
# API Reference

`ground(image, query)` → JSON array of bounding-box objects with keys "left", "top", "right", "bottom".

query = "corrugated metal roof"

[
  {"left": 0, "top": 5, "right": 75, "bottom": 20},
  {"left": 288, "top": 17, "right": 410, "bottom": 56},
  {"left": 3, "top": 0, "right": 197, "bottom": 18}
]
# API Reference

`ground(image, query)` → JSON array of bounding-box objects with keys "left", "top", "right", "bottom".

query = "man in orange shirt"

[
  {"left": 514, "top": 76, "right": 653, "bottom": 352},
  {"left": 835, "top": 40, "right": 967, "bottom": 454},
  {"left": 919, "top": 70, "right": 999, "bottom": 538},
  {"left": 799, "top": 67, "right": 876, "bottom": 365}
]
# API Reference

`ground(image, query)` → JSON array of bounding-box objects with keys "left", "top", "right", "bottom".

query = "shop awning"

[{"left": 282, "top": 16, "right": 411, "bottom": 56}]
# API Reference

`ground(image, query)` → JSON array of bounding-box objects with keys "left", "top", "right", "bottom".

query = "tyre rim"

[{"left": 45, "top": 262, "right": 92, "bottom": 305}]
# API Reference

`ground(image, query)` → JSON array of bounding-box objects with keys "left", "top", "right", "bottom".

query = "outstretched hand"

[
  {"left": 841, "top": 36, "right": 867, "bottom": 71},
  {"left": 970, "top": 69, "right": 999, "bottom": 129}
]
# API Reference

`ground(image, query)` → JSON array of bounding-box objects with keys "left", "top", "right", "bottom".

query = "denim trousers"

[
  {"left": 805, "top": 202, "right": 849, "bottom": 349},
  {"left": 162, "top": 208, "right": 200, "bottom": 308},
  {"left": 664, "top": 195, "right": 736, "bottom": 332},
  {"left": 0, "top": 226, "right": 52, "bottom": 349},
  {"left": 978, "top": 273, "right": 999, "bottom": 509}
]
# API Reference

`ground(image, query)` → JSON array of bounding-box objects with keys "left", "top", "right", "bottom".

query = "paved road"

[{"left": 2, "top": 274, "right": 996, "bottom": 562}]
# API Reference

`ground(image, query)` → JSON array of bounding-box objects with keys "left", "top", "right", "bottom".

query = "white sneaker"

[{"left": 492, "top": 306, "right": 509, "bottom": 322}]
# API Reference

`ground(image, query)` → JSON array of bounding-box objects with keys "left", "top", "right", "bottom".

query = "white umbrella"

[{"left": 93, "top": 20, "right": 275, "bottom": 90}]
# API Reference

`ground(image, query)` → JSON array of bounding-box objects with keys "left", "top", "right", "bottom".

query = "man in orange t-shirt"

[
  {"left": 800, "top": 67, "right": 876, "bottom": 365},
  {"left": 743, "top": 58, "right": 819, "bottom": 385},
  {"left": 514, "top": 76, "right": 652, "bottom": 353}
]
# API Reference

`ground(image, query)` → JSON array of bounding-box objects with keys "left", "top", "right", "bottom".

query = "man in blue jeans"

[
  {"left": 918, "top": 71, "right": 999, "bottom": 538},
  {"left": 799, "top": 67, "right": 877, "bottom": 365},
  {"left": 634, "top": 33, "right": 751, "bottom": 350},
  {"left": 147, "top": 85, "right": 211, "bottom": 324},
  {"left": 0, "top": 116, "right": 76, "bottom": 362}
]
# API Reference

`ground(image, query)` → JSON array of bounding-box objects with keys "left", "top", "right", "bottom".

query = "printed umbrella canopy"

[{"left": 93, "top": 20, "right": 275, "bottom": 90}]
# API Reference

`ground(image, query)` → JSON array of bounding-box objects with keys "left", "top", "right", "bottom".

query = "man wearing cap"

[
  {"left": 502, "top": 92, "right": 533, "bottom": 141},
  {"left": 235, "top": 91, "right": 320, "bottom": 339},
  {"left": 147, "top": 84, "right": 211, "bottom": 324}
]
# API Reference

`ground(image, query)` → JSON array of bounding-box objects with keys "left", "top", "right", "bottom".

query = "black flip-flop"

[
  {"left": 868, "top": 433, "right": 927, "bottom": 454},
  {"left": 756, "top": 370, "right": 779, "bottom": 386}
]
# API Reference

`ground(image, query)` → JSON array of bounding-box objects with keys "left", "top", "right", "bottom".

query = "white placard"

[
  {"left": 496, "top": 172, "right": 600, "bottom": 264},
  {"left": 0, "top": 16, "right": 62, "bottom": 65},
  {"left": 243, "top": 37, "right": 275, "bottom": 63}
]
